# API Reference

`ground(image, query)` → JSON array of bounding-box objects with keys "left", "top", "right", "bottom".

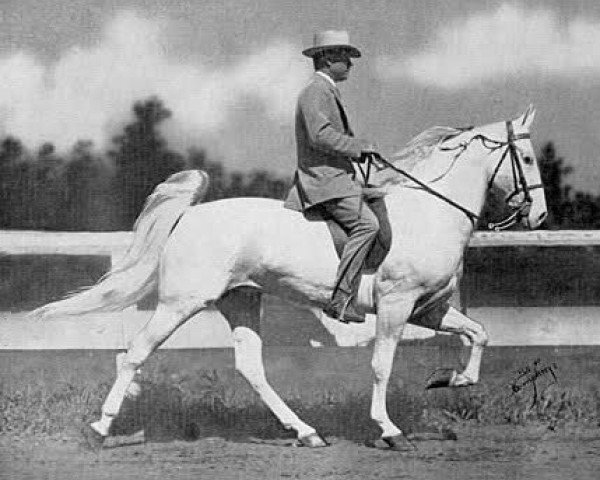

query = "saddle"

[{"left": 304, "top": 189, "right": 392, "bottom": 272}]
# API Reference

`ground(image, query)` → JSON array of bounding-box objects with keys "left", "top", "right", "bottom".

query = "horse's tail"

[{"left": 32, "top": 170, "right": 210, "bottom": 318}]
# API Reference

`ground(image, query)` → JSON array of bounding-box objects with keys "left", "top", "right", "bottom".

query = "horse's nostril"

[{"left": 538, "top": 212, "right": 547, "bottom": 224}]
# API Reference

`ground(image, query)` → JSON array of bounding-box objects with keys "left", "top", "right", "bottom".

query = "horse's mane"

[
  {"left": 371, "top": 125, "right": 473, "bottom": 187},
  {"left": 392, "top": 126, "right": 470, "bottom": 166}
]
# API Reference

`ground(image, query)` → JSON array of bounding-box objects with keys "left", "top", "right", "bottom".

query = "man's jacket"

[{"left": 284, "top": 73, "right": 367, "bottom": 212}]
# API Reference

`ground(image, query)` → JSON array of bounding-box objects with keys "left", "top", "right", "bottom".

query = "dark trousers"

[{"left": 320, "top": 195, "right": 380, "bottom": 297}]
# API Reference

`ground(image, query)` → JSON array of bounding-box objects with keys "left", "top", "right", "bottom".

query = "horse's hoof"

[
  {"left": 81, "top": 424, "right": 106, "bottom": 452},
  {"left": 366, "top": 434, "right": 417, "bottom": 452},
  {"left": 449, "top": 373, "right": 475, "bottom": 388},
  {"left": 296, "top": 432, "right": 330, "bottom": 448},
  {"left": 383, "top": 434, "right": 417, "bottom": 452},
  {"left": 426, "top": 368, "right": 476, "bottom": 389},
  {"left": 425, "top": 368, "right": 457, "bottom": 389}
]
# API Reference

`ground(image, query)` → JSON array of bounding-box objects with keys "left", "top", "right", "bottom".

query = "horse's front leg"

[
  {"left": 370, "top": 288, "right": 417, "bottom": 450},
  {"left": 426, "top": 306, "right": 489, "bottom": 388}
]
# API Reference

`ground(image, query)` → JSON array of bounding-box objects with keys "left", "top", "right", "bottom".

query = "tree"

[
  {"left": 227, "top": 172, "right": 245, "bottom": 197},
  {"left": 0, "top": 137, "right": 24, "bottom": 166},
  {"left": 62, "top": 141, "right": 117, "bottom": 230},
  {"left": 0, "top": 137, "right": 28, "bottom": 227},
  {"left": 188, "top": 148, "right": 227, "bottom": 201},
  {"left": 32, "top": 142, "right": 69, "bottom": 230},
  {"left": 538, "top": 142, "right": 572, "bottom": 228},
  {"left": 110, "top": 96, "right": 185, "bottom": 229},
  {"left": 245, "top": 170, "right": 289, "bottom": 199}
]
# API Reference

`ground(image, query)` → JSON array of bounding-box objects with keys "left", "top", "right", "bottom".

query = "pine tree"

[{"left": 110, "top": 96, "right": 185, "bottom": 229}]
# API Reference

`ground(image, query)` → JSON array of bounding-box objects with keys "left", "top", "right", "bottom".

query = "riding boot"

[{"left": 323, "top": 289, "right": 365, "bottom": 324}]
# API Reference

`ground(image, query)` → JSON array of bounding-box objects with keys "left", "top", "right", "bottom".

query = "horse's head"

[{"left": 484, "top": 105, "right": 547, "bottom": 230}]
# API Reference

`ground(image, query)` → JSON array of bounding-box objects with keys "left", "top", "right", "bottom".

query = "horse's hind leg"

[
  {"left": 90, "top": 301, "right": 200, "bottom": 439},
  {"left": 218, "top": 288, "right": 326, "bottom": 446}
]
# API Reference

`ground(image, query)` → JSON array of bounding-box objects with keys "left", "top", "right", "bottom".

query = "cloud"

[
  {"left": 377, "top": 4, "right": 600, "bottom": 89},
  {"left": 0, "top": 11, "right": 310, "bottom": 155}
]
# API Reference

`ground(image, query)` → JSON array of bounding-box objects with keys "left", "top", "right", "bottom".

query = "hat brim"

[{"left": 302, "top": 45, "right": 361, "bottom": 58}]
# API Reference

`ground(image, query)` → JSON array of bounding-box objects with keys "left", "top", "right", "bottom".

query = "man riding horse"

[{"left": 284, "top": 30, "right": 390, "bottom": 324}]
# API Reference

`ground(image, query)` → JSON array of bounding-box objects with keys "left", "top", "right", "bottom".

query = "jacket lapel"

[
  {"left": 313, "top": 74, "right": 354, "bottom": 136},
  {"left": 334, "top": 95, "right": 351, "bottom": 134}
]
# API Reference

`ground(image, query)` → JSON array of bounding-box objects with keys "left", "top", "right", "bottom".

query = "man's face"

[{"left": 325, "top": 49, "right": 353, "bottom": 82}]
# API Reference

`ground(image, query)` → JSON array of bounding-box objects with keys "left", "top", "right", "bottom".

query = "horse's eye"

[{"left": 523, "top": 156, "right": 533, "bottom": 165}]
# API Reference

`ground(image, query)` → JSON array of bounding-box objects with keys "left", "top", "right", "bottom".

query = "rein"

[
  {"left": 365, "top": 154, "right": 480, "bottom": 225},
  {"left": 361, "top": 121, "right": 541, "bottom": 230}
]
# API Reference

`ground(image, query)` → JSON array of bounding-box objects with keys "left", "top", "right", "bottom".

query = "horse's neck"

[
  {"left": 389, "top": 142, "right": 490, "bottom": 242},
  {"left": 432, "top": 123, "right": 507, "bottom": 222},
  {"left": 427, "top": 146, "right": 488, "bottom": 218}
]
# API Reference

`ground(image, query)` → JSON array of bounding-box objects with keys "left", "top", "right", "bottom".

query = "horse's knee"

[
  {"left": 472, "top": 322, "right": 489, "bottom": 346},
  {"left": 371, "top": 363, "right": 387, "bottom": 383},
  {"left": 460, "top": 320, "right": 488, "bottom": 347},
  {"left": 371, "top": 353, "right": 394, "bottom": 383},
  {"left": 439, "top": 307, "right": 489, "bottom": 347}
]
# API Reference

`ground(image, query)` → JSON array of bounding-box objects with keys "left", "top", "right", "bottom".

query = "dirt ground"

[
  {"left": 3, "top": 347, "right": 600, "bottom": 479},
  {"left": 2, "top": 424, "right": 600, "bottom": 480}
]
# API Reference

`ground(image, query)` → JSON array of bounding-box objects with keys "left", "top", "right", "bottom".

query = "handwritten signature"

[{"left": 509, "top": 358, "right": 558, "bottom": 406}]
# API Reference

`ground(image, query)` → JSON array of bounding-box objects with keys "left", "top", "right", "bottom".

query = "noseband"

[{"left": 363, "top": 120, "right": 542, "bottom": 231}]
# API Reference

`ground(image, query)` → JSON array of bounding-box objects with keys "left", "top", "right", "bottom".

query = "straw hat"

[{"left": 302, "top": 30, "right": 361, "bottom": 58}]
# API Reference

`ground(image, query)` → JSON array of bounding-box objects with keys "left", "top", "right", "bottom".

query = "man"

[{"left": 284, "top": 30, "right": 381, "bottom": 324}]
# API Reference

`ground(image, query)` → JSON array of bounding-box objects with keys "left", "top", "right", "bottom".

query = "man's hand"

[{"left": 357, "top": 143, "right": 379, "bottom": 163}]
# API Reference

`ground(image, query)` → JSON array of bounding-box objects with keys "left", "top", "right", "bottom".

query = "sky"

[{"left": 2, "top": 0, "right": 600, "bottom": 193}]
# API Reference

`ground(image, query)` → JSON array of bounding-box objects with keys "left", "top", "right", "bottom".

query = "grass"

[
  {"left": 2, "top": 364, "right": 600, "bottom": 442},
  {"left": 0, "top": 367, "right": 424, "bottom": 441},
  {"left": 424, "top": 382, "right": 600, "bottom": 426}
]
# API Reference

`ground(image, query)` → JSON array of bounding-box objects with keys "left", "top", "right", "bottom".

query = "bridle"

[
  {"left": 360, "top": 120, "right": 543, "bottom": 231},
  {"left": 481, "top": 121, "right": 544, "bottom": 230}
]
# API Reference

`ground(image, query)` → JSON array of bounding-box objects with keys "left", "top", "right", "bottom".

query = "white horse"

[{"left": 34, "top": 106, "right": 547, "bottom": 451}]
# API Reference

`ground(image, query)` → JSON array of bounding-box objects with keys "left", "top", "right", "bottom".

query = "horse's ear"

[{"left": 517, "top": 104, "right": 536, "bottom": 127}]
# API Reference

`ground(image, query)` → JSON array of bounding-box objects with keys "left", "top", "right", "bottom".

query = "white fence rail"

[
  {"left": 4, "top": 230, "right": 600, "bottom": 260},
  {"left": 0, "top": 231, "right": 132, "bottom": 265},
  {"left": 2, "top": 230, "right": 600, "bottom": 348},
  {"left": 469, "top": 230, "right": 600, "bottom": 247},
  {"left": 3, "top": 229, "right": 600, "bottom": 309}
]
